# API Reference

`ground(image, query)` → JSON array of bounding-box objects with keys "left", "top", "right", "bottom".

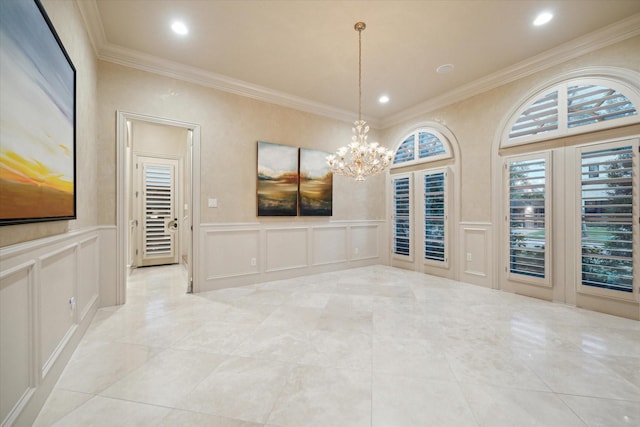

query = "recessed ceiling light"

[
  {"left": 436, "top": 64, "right": 454, "bottom": 74},
  {"left": 533, "top": 12, "right": 553, "bottom": 26},
  {"left": 171, "top": 21, "right": 189, "bottom": 35},
  {"left": 379, "top": 95, "right": 390, "bottom": 104}
]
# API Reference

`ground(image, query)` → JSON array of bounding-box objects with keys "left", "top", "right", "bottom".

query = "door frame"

[{"left": 116, "top": 111, "right": 201, "bottom": 304}]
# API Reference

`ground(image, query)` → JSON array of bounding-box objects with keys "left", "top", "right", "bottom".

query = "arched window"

[
  {"left": 392, "top": 129, "right": 452, "bottom": 167},
  {"left": 497, "top": 72, "right": 640, "bottom": 318},
  {"left": 390, "top": 126, "right": 456, "bottom": 277},
  {"left": 504, "top": 78, "right": 639, "bottom": 147}
]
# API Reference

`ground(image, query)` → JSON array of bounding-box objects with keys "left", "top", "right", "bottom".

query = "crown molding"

[
  {"left": 98, "top": 42, "right": 374, "bottom": 126},
  {"left": 77, "top": 0, "right": 637, "bottom": 131},
  {"left": 380, "top": 13, "right": 640, "bottom": 128},
  {"left": 74, "top": 0, "right": 106, "bottom": 55}
]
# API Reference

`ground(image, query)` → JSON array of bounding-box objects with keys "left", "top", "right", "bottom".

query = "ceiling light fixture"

[
  {"left": 171, "top": 21, "right": 189, "bottom": 35},
  {"left": 379, "top": 95, "right": 390, "bottom": 104},
  {"left": 327, "top": 22, "right": 394, "bottom": 181},
  {"left": 533, "top": 12, "right": 553, "bottom": 26}
]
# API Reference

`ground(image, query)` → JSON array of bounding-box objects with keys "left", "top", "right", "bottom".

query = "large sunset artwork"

[{"left": 0, "top": 0, "right": 76, "bottom": 225}]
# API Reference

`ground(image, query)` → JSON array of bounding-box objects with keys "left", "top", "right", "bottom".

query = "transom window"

[
  {"left": 392, "top": 129, "right": 451, "bottom": 167},
  {"left": 505, "top": 78, "right": 639, "bottom": 146}
]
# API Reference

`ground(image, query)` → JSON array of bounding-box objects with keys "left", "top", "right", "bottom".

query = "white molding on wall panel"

[
  {"left": 265, "top": 228, "right": 309, "bottom": 273},
  {"left": 310, "top": 226, "right": 349, "bottom": 266},
  {"left": 199, "top": 221, "right": 385, "bottom": 291},
  {"left": 458, "top": 222, "right": 493, "bottom": 288},
  {"left": 0, "top": 261, "right": 36, "bottom": 427},
  {"left": 202, "top": 228, "right": 261, "bottom": 280},
  {"left": 0, "top": 227, "right": 101, "bottom": 260},
  {"left": 1, "top": 228, "right": 101, "bottom": 427},
  {"left": 350, "top": 224, "right": 380, "bottom": 261},
  {"left": 38, "top": 245, "right": 77, "bottom": 381}
]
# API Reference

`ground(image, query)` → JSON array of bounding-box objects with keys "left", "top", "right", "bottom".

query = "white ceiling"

[{"left": 82, "top": 0, "right": 640, "bottom": 127}]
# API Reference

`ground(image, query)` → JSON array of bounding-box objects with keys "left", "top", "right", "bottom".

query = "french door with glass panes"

[
  {"left": 502, "top": 138, "right": 638, "bottom": 308},
  {"left": 391, "top": 168, "right": 451, "bottom": 275}
]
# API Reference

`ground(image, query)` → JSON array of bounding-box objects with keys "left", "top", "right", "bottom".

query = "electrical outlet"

[
  {"left": 208, "top": 198, "right": 218, "bottom": 208},
  {"left": 250, "top": 257, "right": 257, "bottom": 266},
  {"left": 466, "top": 252, "right": 473, "bottom": 261}
]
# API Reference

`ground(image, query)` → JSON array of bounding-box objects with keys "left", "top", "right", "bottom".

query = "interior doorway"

[{"left": 116, "top": 111, "right": 201, "bottom": 304}]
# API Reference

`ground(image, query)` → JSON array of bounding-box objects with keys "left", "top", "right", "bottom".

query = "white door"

[{"left": 137, "top": 156, "right": 180, "bottom": 267}]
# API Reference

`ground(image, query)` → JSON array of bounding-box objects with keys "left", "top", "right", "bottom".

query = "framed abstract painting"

[
  {"left": 299, "top": 148, "right": 333, "bottom": 216},
  {"left": 0, "top": 0, "right": 76, "bottom": 225},
  {"left": 257, "top": 141, "right": 299, "bottom": 216}
]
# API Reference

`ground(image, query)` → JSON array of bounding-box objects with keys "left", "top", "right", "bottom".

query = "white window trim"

[
  {"left": 417, "top": 167, "right": 451, "bottom": 269},
  {"left": 504, "top": 151, "right": 553, "bottom": 288},
  {"left": 391, "top": 173, "right": 414, "bottom": 262},
  {"left": 574, "top": 138, "right": 639, "bottom": 302},
  {"left": 503, "top": 77, "right": 640, "bottom": 148},
  {"left": 391, "top": 128, "right": 452, "bottom": 169}
]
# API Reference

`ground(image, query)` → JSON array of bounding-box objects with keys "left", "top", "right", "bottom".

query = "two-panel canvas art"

[{"left": 257, "top": 141, "right": 333, "bottom": 216}]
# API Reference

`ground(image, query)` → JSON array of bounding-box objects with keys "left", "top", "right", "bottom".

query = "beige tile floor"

[{"left": 34, "top": 264, "right": 640, "bottom": 426}]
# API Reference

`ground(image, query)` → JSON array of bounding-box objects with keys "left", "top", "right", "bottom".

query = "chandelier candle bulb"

[{"left": 327, "top": 21, "right": 394, "bottom": 181}]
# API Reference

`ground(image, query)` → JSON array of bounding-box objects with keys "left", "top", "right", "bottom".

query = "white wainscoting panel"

[
  {"left": 198, "top": 220, "right": 386, "bottom": 291},
  {"left": 311, "top": 226, "right": 348, "bottom": 266},
  {"left": 351, "top": 225, "right": 379, "bottom": 260},
  {"left": 39, "top": 245, "right": 77, "bottom": 380},
  {"left": 266, "top": 228, "right": 308, "bottom": 272},
  {"left": 77, "top": 236, "right": 99, "bottom": 322},
  {"left": 458, "top": 223, "right": 493, "bottom": 288},
  {"left": 0, "top": 262, "right": 35, "bottom": 427},
  {"left": 0, "top": 227, "right": 101, "bottom": 427},
  {"left": 203, "top": 228, "right": 260, "bottom": 280}
]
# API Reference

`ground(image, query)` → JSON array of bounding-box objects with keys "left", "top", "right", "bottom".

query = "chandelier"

[{"left": 327, "top": 22, "right": 394, "bottom": 181}]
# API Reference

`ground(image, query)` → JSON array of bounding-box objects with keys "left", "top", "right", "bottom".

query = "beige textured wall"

[
  {"left": 0, "top": 0, "right": 99, "bottom": 247},
  {"left": 380, "top": 35, "right": 640, "bottom": 223},
  {"left": 97, "top": 61, "right": 386, "bottom": 225}
]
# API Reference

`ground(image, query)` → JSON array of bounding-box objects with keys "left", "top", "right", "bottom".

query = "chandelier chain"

[{"left": 326, "top": 21, "right": 395, "bottom": 181}]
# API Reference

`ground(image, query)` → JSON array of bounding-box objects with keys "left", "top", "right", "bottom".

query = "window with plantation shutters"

[
  {"left": 393, "top": 176, "right": 411, "bottom": 257},
  {"left": 423, "top": 171, "right": 446, "bottom": 262},
  {"left": 392, "top": 129, "right": 451, "bottom": 167},
  {"left": 579, "top": 143, "right": 635, "bottom": 294},
  {"left": 506, "top": 154, "right": 550, "bottom": 284},
  {"left": 506, "top": 79, "right": 639, "bottom": 146}
]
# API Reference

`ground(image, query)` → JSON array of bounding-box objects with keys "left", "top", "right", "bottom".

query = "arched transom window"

[
  {"left": 504, "top": 78, "right": 639, "bottom": 147},
  {"left": 392, "top": 129, "right": 452, "bottom": 167}
]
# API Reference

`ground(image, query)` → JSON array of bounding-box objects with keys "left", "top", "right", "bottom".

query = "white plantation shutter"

[
  {"left": 509, "top": 91, "right": 559, "bottom": 139},
  {"left": 418, "top": 132, "right": 447, "bottom": 159},
  {"left": 506, "top": 154, "right": 550, "bottom": 283},
  {"left": 568, "top": 85, "right": 637, "bottom": 128},
  {"left": 144, "top": 164, "right": 174, "bottom": 256},
  {"left": 393, "top": 135, "right": 415, "bottom": 164},
  {"left": 393, "top": 176, "right": 411, "bottom": 257},
  {"left": 507, "top": 80, "right": 639, "bottom": 145},
  {"left": 392, "top": 129, "right": 451, "bottom": 167},
  {"left": 580, "top": 144, "right": 635, "bottom": 293},
  {"left": 423, "top": 171, "right": 446, "bottom": 262}
]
